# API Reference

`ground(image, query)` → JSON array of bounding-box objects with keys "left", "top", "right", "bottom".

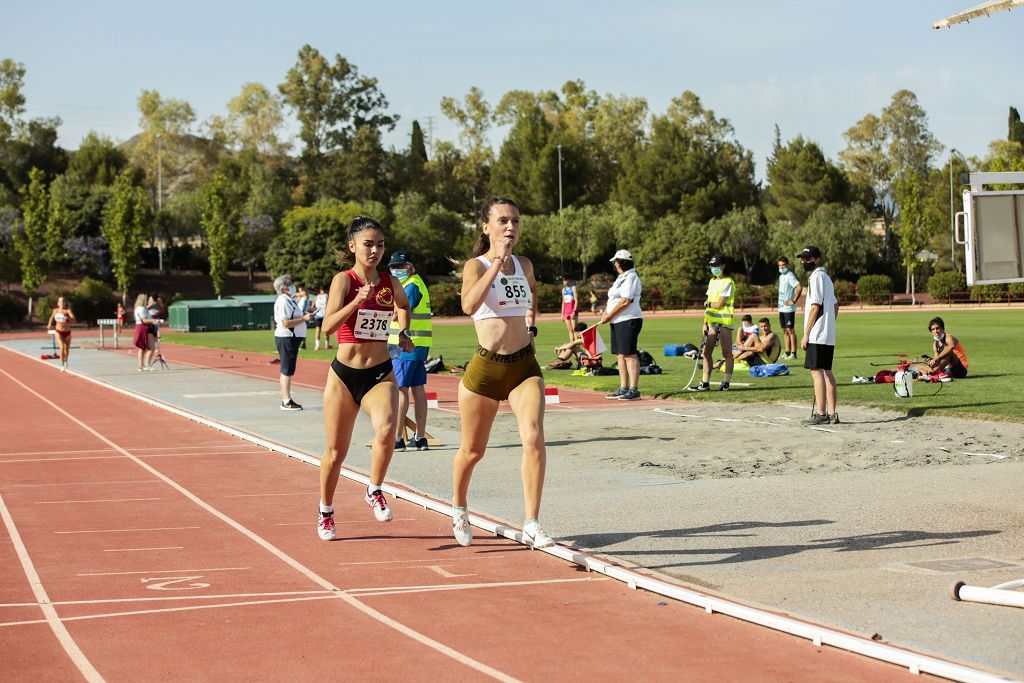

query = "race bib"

[
  {"left": 495, "top": 275, "right": 531, "bottom": 309},
  {"left": 354, "top": 308, "right": 393, "bottom": 340},
  {"left": 563, "top": 294, "right": 574, "bottom": 303},
  {"left": 54, "top": 312, "right": 68, "bottom": 324}
]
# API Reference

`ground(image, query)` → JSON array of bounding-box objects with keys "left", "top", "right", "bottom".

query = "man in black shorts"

[
  {"left": 798, "top": 246, "right": 839, "bottom": 425},
  {"left": 777, "top": 257, "right": 802, "bottom": 360}
]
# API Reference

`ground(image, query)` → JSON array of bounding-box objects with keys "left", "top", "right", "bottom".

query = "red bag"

[{"left": 874, "top": 370, "right": 896, "bottom": 383}]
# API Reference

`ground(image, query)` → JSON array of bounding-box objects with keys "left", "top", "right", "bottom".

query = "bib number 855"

[{"left": 504, "top": 284, "right": 528, "bottom": 299}]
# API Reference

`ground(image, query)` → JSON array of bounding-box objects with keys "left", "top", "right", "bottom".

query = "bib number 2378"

[{"left": 355, "top": 309, "right": 393, "bottom": 340}]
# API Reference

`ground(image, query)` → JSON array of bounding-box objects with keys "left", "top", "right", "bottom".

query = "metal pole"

[
  {"left": 157, "top": 135, "right": 164, "bottom": 272},
  {"left": 557, "top": 144, "right": 563, "bottom": 276}
]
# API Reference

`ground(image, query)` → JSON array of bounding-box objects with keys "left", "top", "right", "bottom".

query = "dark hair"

[
  {"left": 778, "top": 257, "right": 790, "bottom": 265},
  {"left": 574, "top": 322, "right": 587, "bottom": 332},
  {"left": 472, "top": 196, "right": 519, "bottom": 257},
  {"left": 335, "top": 216, "right": 385, "bottom": 265},
  {"left": 758, "top": 317, "right": 770, "bottom": 325},
  {"left": 741, "top": 314, "right": 752, "bottom": 322},
  {"left": 928, "top": 317, "right": 945, "bottom": 330},
  {"left": 613, "top": 258, "right": 634, "bottom": 272}
]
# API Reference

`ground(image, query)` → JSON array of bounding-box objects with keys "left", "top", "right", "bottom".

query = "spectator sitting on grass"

[
  {"left": 919, "top": 317, "right": 968, "bottom": 379},
  {"left": 554, "top": 322, "right": 588, "bottom": 363},
  {"left": 731, "top": 318, "right": 782, "bottom": 368}
]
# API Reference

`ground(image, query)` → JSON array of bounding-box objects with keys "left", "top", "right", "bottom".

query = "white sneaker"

[
  {"left": 364, "top": 489, "right": 393, "bottom": 522},
  {"left": 60, "top": 364, "right": 66, "bottom": 373},
  {"left": 317, "top": 512, "right": 336, "bottom": 541},
  {"left": 453, "top": 508, "right": 472, "bottom": 546},
  {"left": 523, "top": 521, "right": 555, "bottom": 549}
]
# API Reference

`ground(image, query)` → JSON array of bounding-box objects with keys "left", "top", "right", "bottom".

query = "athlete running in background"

[
  {"left": 46, "top": 296, "right": 76, "bottom": 372},
  {"left": 451, "top": 197, "right": 554, "bottom": 549},
  {"left": 561, "top": 276, "right": 579, "bottom": 341},
  {"left": 316, "top": 216, "right": 414, "bottom": 541}
]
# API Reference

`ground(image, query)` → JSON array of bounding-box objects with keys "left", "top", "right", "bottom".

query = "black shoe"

[
  {"left": 719, "top": 382, "right": 730, "bottom": 392},
  {"left": 280, "top": 399, "right": 303, "bottom": 411},
  {"left": 395, "top": 438, "right": 406, "bottom": 452},
  {"left": 829, "top": 413, "right": 840, "bottom": 425},
  {"left": 690, "top": 381, "right": 711, "bottom": 392},
  {"left": 618, "top": 388, "right": 640, "bottom": 401},
  {"left": 414, "top": 436, "right": 429, "bottom": 451}
]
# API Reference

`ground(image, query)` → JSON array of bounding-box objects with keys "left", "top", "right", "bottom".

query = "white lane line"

[
  {"left": 0, "top": 455, "right": 126, "bottom": 464},
  {"left": 0, "top": 448, "right": 115, "bottom": 457},
  {"left": 55, "top": 527, "right": 200, "bottom": 535},
  {"left": 183, "top": 390, "right": 281, "bottom": 398},
  {"left": 275, "top": 519, "right": 415, "bottom": 526},
  {"left": 0, "top": 493, "right": 104, "bottom": 682},
  {"left": 0, "top": 595, "right": 338, "bottom": 628},
  {"left": 103, "top": 547, "right": 183, "bottom": 553},
  {"left": 0, "top": 365, "right": 518, "bottom": 683},
  {"left": 224, "top": 492, "right": 310, "bottom": 498},
  {"left": 349, "top": 577, "right": 607, "bottom": 598},
  {"left": 78, "top": 567, "right": 249, "bottom": 577},
  {"left": 140, "top": 450, "right": 269, "bottom": 459},
  {"left": 8, "top": 480, "right": 160, "bottom": 488},
  {"left": 338, "top": 556, "right": 507, "bottom": 567},
  {"left": 35, "top": 498, "right": 162, "bottom": 505},
  {"left": 0, "top": 590, "right": 331, "bottom": 608}
]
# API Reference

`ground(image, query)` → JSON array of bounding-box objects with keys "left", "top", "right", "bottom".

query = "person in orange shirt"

[{"left": 922, "top": 317, "right": 968, "bottom": 379}]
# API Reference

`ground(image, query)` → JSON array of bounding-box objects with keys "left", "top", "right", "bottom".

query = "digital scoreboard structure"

[{"left": 955, "top": 172, "right": 1024, "bottom": 286}]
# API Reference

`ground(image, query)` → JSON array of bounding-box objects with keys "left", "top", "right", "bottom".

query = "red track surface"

[{"left": 0, "top": 347, "right": 921, "bottom": 681}]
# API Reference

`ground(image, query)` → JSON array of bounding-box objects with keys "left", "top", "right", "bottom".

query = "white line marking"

[
  {"left": 0, "top": 590, "right": 331, "bottom": 608},
  {"left": 962, "top": 451, "right": 1009, "bottom": 459},
  {"left": 103, "top": 547, "right": 183, "bottom": 552},
  {"left": 810, "top": 427, "right": 838, "bottom": 433},
  {"left": 224, "top": 492, "right": 310, "bottom": 498},
  {"left": 0, "top": 365, "right": 518, "bottom": 683},
  {"left": 652, "top": 408, "right": 702, "bottom": 418},
  {"left": 0, "top": 595, "right": 338, "bottom": 628},
  {"left": 36, "top": 498, "right": 162, "bottom": 505},
  {"left": 0, "top": 455, "right": 126, "bottom": 464},
  {"left": 78, "top": 567, "right": 249, "bottom": 577},
  {"left": 337, "top": 556, "right": 507, "bottom": 567},
  {"left": 55, "top": 526, "right": 200, "bottom": 535},
  {"left": 183, "top": 390, "right": 281, "bottom": 398},
  {"left": 428, "top": 566, "right": 476, "bottom": 578},
  {"left": 8, "top": 480, "right": 160, "bottom": 488},
  {"left": 275, "top": 519, "right": 415, "bottom": 526},
  {"left": 0, "top": 448, "right": 115, "bottom": 457},
  {"left": 0, "top": 493, "right": 104, "bottom": 681},
  {"left": 349, "top": 577, "right": 606, "bottom": 598}
]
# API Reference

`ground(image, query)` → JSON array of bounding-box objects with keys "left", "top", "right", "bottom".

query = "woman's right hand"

[
  {"left": 353, "top": 284, "right": 371, "bottom": 304},
  {"left": 495, "top": 236, "right": 513, "bottom": 260}
]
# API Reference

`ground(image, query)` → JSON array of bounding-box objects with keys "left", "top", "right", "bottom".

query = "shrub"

[
  {"left": 1008, "top": 281, "right": 1024, "bottom": 300},
  {"left": 970, "top": 283, "right": 1007, "bottom": 303},
  {"left": 833, "top": 279, "right": 857, "bottom": 305},
  {"left": 927, "top": 271, "right": 966, "bottom": 300},
  {"left": 856, "top": 274, "right": 893, "bottom": 305},
  {"left": 427, "top": 282, "right": 462, "bottom": 316},
  {"left": 0, "top": 292, "right": 24, "bottom": 326},
  {"left": 535, "top": 283, "right": 563, "bottom": 313},
  {"left": 72, "top": 277, "right": 117, "bottom": 325}
]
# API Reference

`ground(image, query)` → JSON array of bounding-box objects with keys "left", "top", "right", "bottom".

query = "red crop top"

[{"left": 336, "top": 270, "right": 397, "bottom": 344}]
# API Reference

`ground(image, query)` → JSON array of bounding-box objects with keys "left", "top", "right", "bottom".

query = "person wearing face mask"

[
  {"left": 693, "top": 254, "right": 735, "bottom": 392},
  {"left": 777, "top": 257, "right": 803, "bottom": 360},
  {"left": 273, "top": 274, "right": 312, "bottom": 411},
  {"left": 920, "top": 317, "right": 968, "bottom": 379},
  {"left": 386, "top": 251, "right": 433, "bottom": 451},
  {"left": 798, "top": 246, "right": 839, "bottom": 425}
]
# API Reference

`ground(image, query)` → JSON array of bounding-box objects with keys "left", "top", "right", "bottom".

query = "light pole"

[
  {"left": 948, "top": 148, "right": 964, "bottom": 276},
  {"left": 156, "top": 133, "right": 164, "bottom": 272},
  {"left": 557, "top": 143, "right": 564, "bottom": 277}
]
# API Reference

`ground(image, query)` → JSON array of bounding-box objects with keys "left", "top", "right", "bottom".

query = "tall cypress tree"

[{"left": 1009, "top": 106, "right": 1024, "bottom": 146}]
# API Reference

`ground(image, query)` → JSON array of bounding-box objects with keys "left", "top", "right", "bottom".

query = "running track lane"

[{"left": 0, "top": 349, "right": 919, "bottom": 682}]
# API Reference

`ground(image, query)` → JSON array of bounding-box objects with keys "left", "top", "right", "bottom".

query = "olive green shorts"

[{"left": 461, "top": 344, "right": 543, "bottom": 401}]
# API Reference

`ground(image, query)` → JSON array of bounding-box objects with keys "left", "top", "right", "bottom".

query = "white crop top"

[{"left": 471, "top": 255, "right": 533, "bottom": 321}]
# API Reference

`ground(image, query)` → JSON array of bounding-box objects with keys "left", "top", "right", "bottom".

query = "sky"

[{"left": 3, "top": 1, "right": 1023, "bottom": 181}]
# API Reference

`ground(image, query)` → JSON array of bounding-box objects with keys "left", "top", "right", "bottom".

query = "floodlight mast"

[{"left": 933, "top": 0, "right": 1024, "bottom": 28}]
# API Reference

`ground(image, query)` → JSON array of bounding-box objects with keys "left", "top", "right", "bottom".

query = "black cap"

[
  {"left": 798, "top": 246, "right": 821, "bottom": 259},
  {"left": 708, "top": 254, "right": 727, "bottom": 266},
  {"left": 388, "top": 251, "right": 412, "bottom": 267}
]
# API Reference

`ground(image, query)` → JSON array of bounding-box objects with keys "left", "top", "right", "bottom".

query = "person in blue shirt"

[
  {"left": 387, "top": 252, "right": 433, "bottom": 451},
  {"left": 777, "top": 257, "right": 803, "bottom": 361}
]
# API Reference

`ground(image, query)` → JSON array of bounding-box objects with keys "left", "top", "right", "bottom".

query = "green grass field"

[{"left": 164, "top": 309, "right": 1024, "bottom": 421}]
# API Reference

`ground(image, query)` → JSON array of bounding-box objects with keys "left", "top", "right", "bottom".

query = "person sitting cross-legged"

[{"left": 732, "top": 317, "right": 782, "bottom": 368}]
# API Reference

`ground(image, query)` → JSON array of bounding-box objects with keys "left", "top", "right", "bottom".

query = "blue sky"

[{"left": 3, "top": 1, "right": 1022, "bottom": 180}]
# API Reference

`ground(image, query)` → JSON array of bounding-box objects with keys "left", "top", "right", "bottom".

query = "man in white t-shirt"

[{"left": 798, "top": 246, "right": 839, "bottom": 426}]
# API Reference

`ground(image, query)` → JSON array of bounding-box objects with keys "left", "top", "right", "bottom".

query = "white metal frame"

[{"left": 954, "top": 172, "right": 1024, "bottom": 286}]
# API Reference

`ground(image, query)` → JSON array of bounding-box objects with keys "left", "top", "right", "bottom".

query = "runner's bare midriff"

[{"left": 473, "top": 317, "right": 532, "bottom": 355}]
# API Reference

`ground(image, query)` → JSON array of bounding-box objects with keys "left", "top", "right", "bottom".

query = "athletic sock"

[
  {"left": 453, "top": 505, "right": 467, "bottom": 512},
  {"left": 524, "top": 518, "right": 539, "bottom": 534},
  {"left": 367, "top": 484, "right": 381, "bottom": 496},
  {"left": 414, "top": 433, "right": 425, "bottom": 441},
  {"left": 319, "top": 502, "right": 333, "bottom": 515}
]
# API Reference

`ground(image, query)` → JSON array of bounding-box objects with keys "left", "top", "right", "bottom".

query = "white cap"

[{"left": 610, "top": 249, "right": 633, "bottom": 261}]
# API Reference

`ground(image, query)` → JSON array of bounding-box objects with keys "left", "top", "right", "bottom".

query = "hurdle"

[
  {"left": 96, "top": 318, "right": 120, "bottom": 349},
  {"left": 544, "top": 387, "right": 560, "bottom": 404}
]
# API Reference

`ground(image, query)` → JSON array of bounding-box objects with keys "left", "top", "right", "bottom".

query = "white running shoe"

[
  {"left": 60, "top": 364, "right": 66, "bottom": 373},
  {"left": 453, "top": 508, "right": 472, "bottom": 546},
  {"left": 523, "top": 521, "right": 555, "bottom": 549},
  {"left": 365, "top": 489, "right": 393, "bottom": 522},
  {"left": 317, "top": 512, "right": 336, "bottom": 541}
]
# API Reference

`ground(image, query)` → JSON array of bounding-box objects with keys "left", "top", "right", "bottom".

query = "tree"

[
  {"left": 101, "top": 168, "right": 151, "bottom": 301},
  {"left": 702, "top": 206, "right": 769, "bottom": 278},
  {"left": 764, "top": 128, "right": 851, "bottom": 227},
  {"left": 1009, "top": 107, "right": 1024, "bottom": 148},
  {"left": 768, "top": 203, "right": 879, "bottom": 281},
  {"left": 68, "top": 132, "right": 128, "bottom": 186},
  {"left": 390, "top": 192, "right": 466, "bottom": 276},
  {"left": 491, "top": 101, "right": 555, "bottom": 213},
  {"left": 322, "top": 125, "right": 391, "bottom": 202},
  {"left": 14, "top": 168, "right": 48, "bottom": 315},
  {"left": 0, "top": 207, "right": 22, "bottom": 290},
  {"left": 633, "top": 213, "right": 713, "bottom": 296},
  {"left": 200, "top": 172, "right": 241, "bottom": 297},
  {"left": 279, "top": 45, "right": 397, "bottom": 200},
  {"left": 1, "top": 117, "right": 67, "bottom": 194},
  {"left": 893, "top": 169, "right": 938, "bottom": 298},
  {"left": 613, "top": 91, "right": 757, "bottom": 223},
  {"left": 211, "top": 82, "right": 289, "bottom": 156},
  {"left": 0, "top": 58, "right": 27, "bottom": 143},
  {"left": 438, "top": 86, "right": 494, "bottom": 210}
]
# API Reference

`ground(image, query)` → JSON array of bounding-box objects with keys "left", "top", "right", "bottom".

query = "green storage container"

[
  {"left": 231, "top": 295, "right": 278, "bottom": 330},
  {"left": 167, "top": 299, "right": 252, "bottom": 332}
]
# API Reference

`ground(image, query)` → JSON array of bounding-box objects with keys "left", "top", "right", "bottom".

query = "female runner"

[
  {"left": 46, "top": 296, "right": 76, "bottom": 372},
  {"left": 452, "top": 197, "right": 554, "bottom": 549},
  {"left": 316, "top": 217, "right": 414, "bottom": 541}
]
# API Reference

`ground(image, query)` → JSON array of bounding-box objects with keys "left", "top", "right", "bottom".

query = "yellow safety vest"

[
  {"left": 388, "top": 274, "right": 432, "bottom": 348},
  {"left": 704, "top": 276, "right": 735, "bottom": 327}
]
